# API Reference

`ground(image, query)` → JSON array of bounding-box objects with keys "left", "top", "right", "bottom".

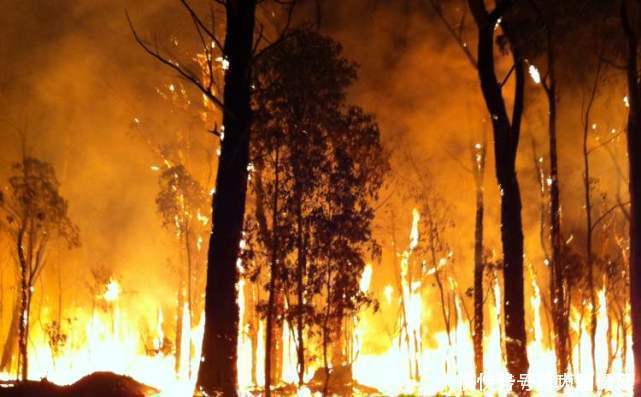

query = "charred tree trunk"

[
  {"left": 467, "top": 1, "right": 529, "bottom": 393},
  {"left": 621, "top": 4, "right": 641, "bottom": 396},
  {"left": 543, "top": 31, "right": 570, "bottom": 378},
  {"left": 295, "top": 190, "right": 307, "bottom": 386},
  {"left": 472, "top": 143, "right": 486, "bottom": 381},
  {"left": 197, "top": 2, "right": 256, "bottom": 395},
  {"left": 273, "top": 296, "right": 284, "bottom": 384},
  {"left": 264, "top": 144, "right": 280, "bottom": 397},
  {"left": 581, "top": 54, "right": 601, "bottom": 393},
  {"left": 322, "top": 264, "right": 333, "bottom": 397},
  {"left": 17, "top": 230, "right": 29, "bottom": 381},
  {"left": 175, "top": 282, "right": 184, "bottom": 375}
]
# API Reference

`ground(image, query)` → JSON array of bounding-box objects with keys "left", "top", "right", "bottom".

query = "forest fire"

[
  {"left": 0, "top": 209, "right": 634, "bottom": 395},
  {"left": 3, "top": 0, "right": 641, "bottom": 396}
]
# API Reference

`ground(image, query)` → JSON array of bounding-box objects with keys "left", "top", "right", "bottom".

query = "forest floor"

[{"left": 0, "top": 372, "right": 158, "bottom": 397}]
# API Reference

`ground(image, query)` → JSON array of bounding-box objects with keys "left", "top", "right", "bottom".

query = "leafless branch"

[
  {"left": 126, "top": 11, "right": 226, "bottom": 111},
  {"left": 592, "top": 201, "right": 630, "bottom": 233},
  {"left": 499, "top": 63, "right": 515, "bottom": 87},
  {"left": 253, "top": 0, "right": 298, "bottom": 60},
  {"left": 179, "top": 0, "right": 224, "bottom": 49},
  {"left": 428, "top": 0, "right": 478, "bottom": 68},
  {"left": 588, "top": 130, "right": 623, "bottom": 155}
]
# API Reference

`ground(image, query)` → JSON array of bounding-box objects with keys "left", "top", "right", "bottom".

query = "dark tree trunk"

[
  {"left": 581, "top": 52, "right": 601, "bottom": 393},
  {"left": 583, "top": 105, "right": 597, "bottom": 394},
  {"left": 175, "top": 283, "right": 184, "bottom": 375},
  {"left": 472, "top": 144, "right": 485, "bottom": 382},
  {"left": 295, "top": 191, "right": 307, "bottom": 386},
  {"left": 17, "top": 232, "right": 29, "bottom": 382},
  {"left": 196, "top": 2, "right": 256, "bottom": 395},
  {"left": 467, "top": 1, "right": 529, "bottom": 393},
  {"left": 622, "top": 4, "right": 641, "bottom": 396},
  {"left": 500, "top": 167, "right": 529, "bottom": 392},
  {"left": 272, "top": 297, "right": 284, "bottom": 384},
  {"left": 473, "top": 176, "right": 484, "bottom": 381},
  {"left": 264, "top": 144, "right": 280, "bottom": 397},
  {"left": 544, "top": 33, "right": 570, "bottom": 378},
  {"left": 322, "top": 266, "right": 332, "bottom": 397}
]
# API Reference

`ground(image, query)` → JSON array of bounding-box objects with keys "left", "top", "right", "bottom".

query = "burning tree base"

[{"left": 0, "top": 371, "right": 159, "bottom": 397}]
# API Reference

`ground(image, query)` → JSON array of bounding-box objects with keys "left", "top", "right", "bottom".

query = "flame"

[
  {"left": 103, "top": 279, "right": 121, "bottom": 302},
  {"left": 1, "top": 208, "right": 634, "bottom": 396},
  {"left": 528, "top": 64, "right": 542, "bottom": 84}
]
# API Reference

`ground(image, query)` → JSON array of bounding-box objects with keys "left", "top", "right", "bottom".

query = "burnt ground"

[{"left": 0, "top": 372, "right": 158, "bottom": 397}]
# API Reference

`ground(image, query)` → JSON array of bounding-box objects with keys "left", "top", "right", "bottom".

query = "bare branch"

[
  {"left": 587, "top": 130, "right": 623, "bottom": 155},
  {"left": 599, "top": 54, "right": 627, "bottom": 70},
  {"left": 428, "top": 0, "right": 478, "bottom": 68},
  {"left": 499, "top": 63, "right": 515, "bottom": 87},
  {"left": 179, "top": 0, "right": 224, "bottom": 50},
  {"left": 592, "top": 201, "right": 630, "bottom": 233},
  {"left": 253, "top": 0, "right": 298, "bottom": 60},
  {"left": 126, "top": 11, "right": 226, "bottom": 111}
]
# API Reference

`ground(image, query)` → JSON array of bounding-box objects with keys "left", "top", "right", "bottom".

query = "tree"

[
  {"left": 128, "top": 1, "right": 298, "bottom": 393},
  {"left": 580, "top": 54, "right": 604, "bottom": 392},
  {"left": 428, "top": 1, "right": 529, "bottom": 386},
  {"left": 246, "top": 30, "right": 388, "bottom": 392},
  {"left": 466, "top": 1, "right": 530, "bottom": 392},
  {"left": 524, "top": 0, "right": 569, "bottom": 375},
  {"left": 0, "top": 156, "right": 79, "bottom": 381},
  {"left": 311, "top": 106, "right": 386, "bottom": 391},
  {"left": 471, "top": 141, "right": 486, "bottom": 381},
  {"left": 244, "top": 112, "right": 295, "bottom": 393},
  {"left": 155, "top": 164, "right": 209, "bottom": 377}
]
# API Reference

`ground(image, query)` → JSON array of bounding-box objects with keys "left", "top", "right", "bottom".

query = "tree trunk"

[
  {"left": 621, "top": 3, "right": 641, "bottom": 395},
  {"left": 295, "top": 191, "right": 307, "bottom": 386},
  {"left": 272, "top": 296, "right": 284, "bottom": 385},
  {"left": 196, "top": 2, "right": 256, "bottom": 395},
  {"left": 184, "top": 226, "right": 194, "bottom": 378},
  {"left": 322, "top": 266, "right": 332, "bottom": 397},
  {"left": 583, "top": 110, "right": 598, "bottom": 394},
  {"left": 17, "top": 233, "right": 29, "bottom": 382},
  {"left": 472, "top": 144, "right": 485, "bottom": 382},
  {"left": 544, "top": 33, "right": 570, "bottom": 377},
  {"left": 264, "top": 144, "right": 280, "bottom": 397},
  {"left": 250, "top": 283, "right": 258, "bottom": 386},
  {"left": 581, "top": 53, "right": 601, "bottom": 393},
  {"left": 175, "top": 284, "right": 184, "bottom": 375},
  {"left": 500, "top": 168, "right": 529, "bottom": 392},
  {"left": 467, "top": 1, "right": 529, "bottom": 392}
]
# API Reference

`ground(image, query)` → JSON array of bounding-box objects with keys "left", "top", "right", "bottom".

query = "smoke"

[{"left": 0, "top": 0, "right": 217, "bottom": 332}]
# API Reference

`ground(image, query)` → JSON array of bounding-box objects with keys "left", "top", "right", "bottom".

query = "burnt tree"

[
  {"left": 129, "top": 0, "right": 299, "bottom": 393},
  {"left": 198, "top": 4, "right": 256, "bottom": 394},
  {"left": 0, "top": 156, "right": 79, "bottom": 381},
  {"left": 467, "top": 0, "right": 530, "bottom": 393},
  {"left": 471, "top": 141, "right": 486, "bottom": 382}
]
